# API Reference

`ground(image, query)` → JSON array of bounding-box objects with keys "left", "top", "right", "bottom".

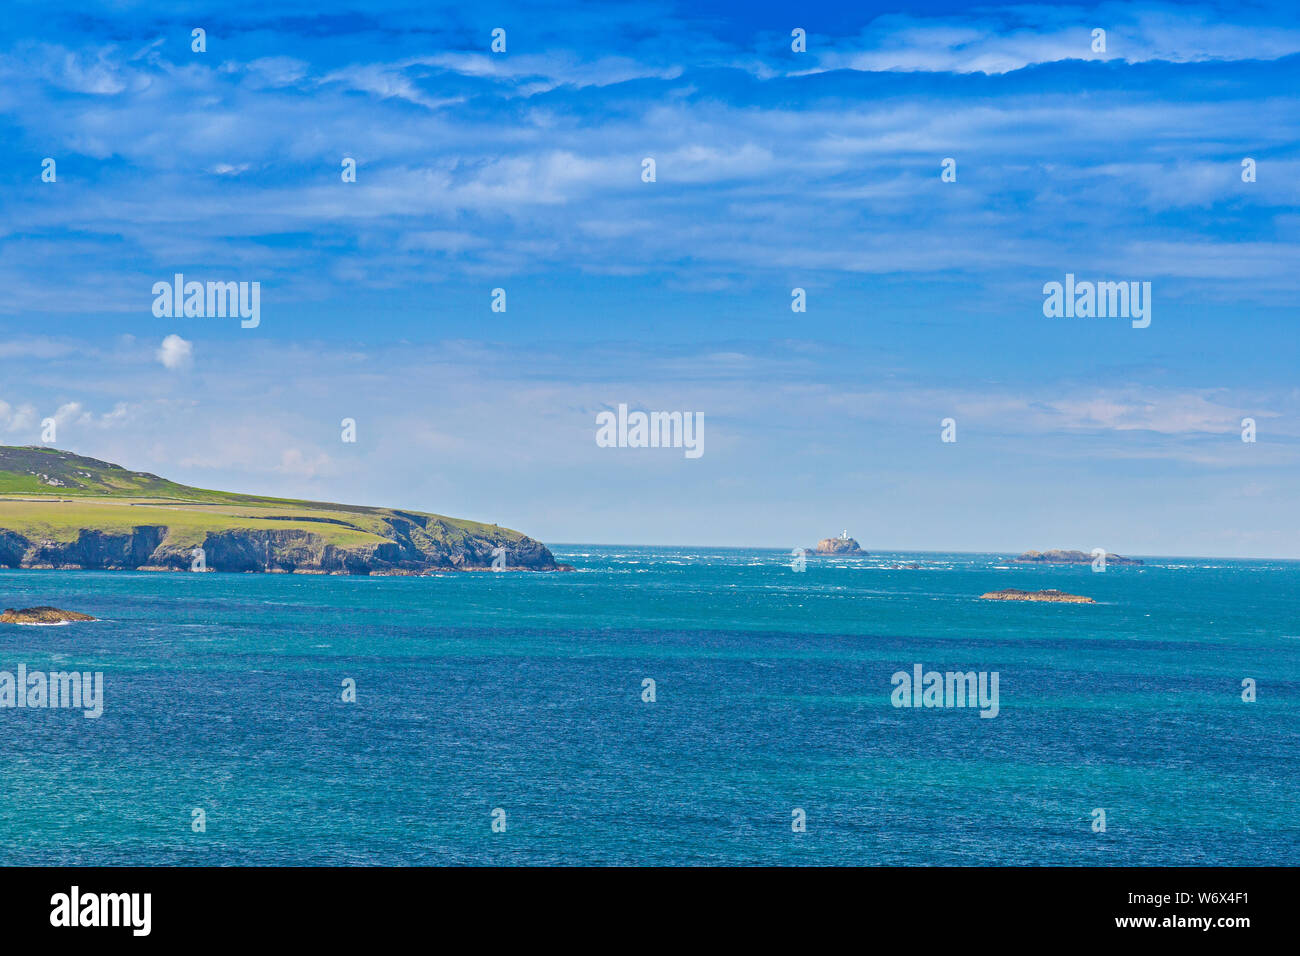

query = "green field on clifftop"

[{"left": 0, "top": 445, "right": 527, "bottom": 552}]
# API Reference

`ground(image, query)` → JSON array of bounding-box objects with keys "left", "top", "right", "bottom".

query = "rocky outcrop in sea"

[
  {"left": 979, "top": 588, "right": 1095, "bottom": 604},
  {"left": 1, "top": 606, "right": 97, "bottom": 624},
  {"left": 812, "top": 536, "right": 866, "bottom": 556},
  {"left": 1014, "top": 549, "right": 1142, "bottom": 566}
]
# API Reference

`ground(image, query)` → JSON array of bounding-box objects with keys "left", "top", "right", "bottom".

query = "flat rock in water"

[
  {"left": 1014, "top": 549, "right": 1142, "bottom": 566},
  {"left": 979, "top": 589, "right": 1095, "bottom": 604},
  {"left": 1, "top": 606, "right": 97, "bottom": 624}
]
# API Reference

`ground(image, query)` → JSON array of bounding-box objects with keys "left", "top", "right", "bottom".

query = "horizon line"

[{"left": 545, "top": 544, "right": 1300, "bottom": 562}]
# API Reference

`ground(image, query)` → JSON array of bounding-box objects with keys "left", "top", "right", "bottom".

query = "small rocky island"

[
  {"left": 980, "top": 589, "right": 1095, "bottom": 604},
  {"left": 1014, "top": 549, "right": 1142, "bottom": 566},
  {"left": 812, "top": 532, "right": 866, "bottom": 556},
  {"left": 1, "top": 606, "right": 97, "bottom": 624}
]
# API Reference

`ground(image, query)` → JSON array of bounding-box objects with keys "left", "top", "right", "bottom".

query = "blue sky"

[{"left": 1, "top": 0, "right": 1297, "bottom": 556}]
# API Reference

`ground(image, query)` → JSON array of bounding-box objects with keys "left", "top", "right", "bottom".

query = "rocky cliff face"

[
  {"left": 0, "top": 521, "right": 563, "bottom": 574},
  {"left": 0, "top": 446, "right": 567, "bottom": 575}
]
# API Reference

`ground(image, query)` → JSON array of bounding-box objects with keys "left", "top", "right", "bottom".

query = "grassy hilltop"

[{"left": 0, "top": 446, "right": 560, "bottom": 573}]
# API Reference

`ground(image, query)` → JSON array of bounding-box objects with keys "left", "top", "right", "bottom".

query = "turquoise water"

[{"left": 1, "top": 547, "right": 1296, "bottom": 865}]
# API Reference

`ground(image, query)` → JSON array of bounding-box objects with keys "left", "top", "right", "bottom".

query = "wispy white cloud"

[{"left": 791, "top": 6, "right": 1300, "bottom": 76}]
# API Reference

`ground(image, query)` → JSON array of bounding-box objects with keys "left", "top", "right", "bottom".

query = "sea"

[{"left": 1, "top": 547, "right": 1296, "bottom": 865}]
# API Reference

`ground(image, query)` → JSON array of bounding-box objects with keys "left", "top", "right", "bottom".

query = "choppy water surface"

[{"left": 1, "top": 548, "right": 1296, "bottom": 864}]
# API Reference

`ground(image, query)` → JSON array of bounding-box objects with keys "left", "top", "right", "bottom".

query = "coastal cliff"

[
  {"left": 0, "top": 446, "right": 564, "bottom": 574},
  {"left": 0, "top": 521, "right": 559, "bottom": 574}
]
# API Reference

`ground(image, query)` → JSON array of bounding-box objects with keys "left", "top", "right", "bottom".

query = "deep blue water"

[{"left": 1, "top": 548, "right": 1297, "bottom": 865}]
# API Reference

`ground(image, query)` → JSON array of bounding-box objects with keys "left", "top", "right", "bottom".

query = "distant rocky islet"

[
  {"left": 795, "top": 538, "right": 1128, "bottom": 605},
  {"left": 808, "top": 534, "right": 867, "bottom": 556},
  {"left": 1, "top": 606, "right": 97, "bottom": 624},
  {"left": 979, "top": 547, "right": 1146, "bottom": 604},
  {"left": 1014, "top": 549, "right": 1142, "bottom": 566},
  {"left": 979, "top": 589, "right": 1095, "bottom": 604}
]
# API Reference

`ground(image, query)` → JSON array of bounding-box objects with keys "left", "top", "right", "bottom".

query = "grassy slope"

[
  {"left": 0, "top": 499, "right": 390, "bottom": 548},
  {"left": 0, "top": 446, "right": 526, "bottom": 550}
]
